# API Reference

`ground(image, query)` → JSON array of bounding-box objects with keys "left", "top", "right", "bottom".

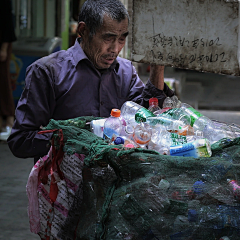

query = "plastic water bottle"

[
  {"left": 160, "top": 108, "right": 192, "bottom": 127},
  {"left": 148, "top": 97, "right": 161, "bottom": 113},
  {"left": 212, "top": 120, "right": 237, "bottom": 140},
  {"left": 148, "top": 126, "right": 172, "bottom": 154},
  {"left": 160, "top": 97, "right": 174, "bottom": 113},
  {"left": 229, "top": 123, "right": 240, "bottom": 137},
  {"left": 178, "top": 103, "right": 204, "bottom": 126},
  {"left": 146, "top": 115, "right": 190, "bottom": 133},
  {"left": 120, "top": 101, "right": 156, "bottom": 127},
  {"left": 103, "top": 109, "right": 122, "bottom": 142},
  {"left": 227, "top": 179, "right": 240, "bottom": 200},
  {"left": 133, "top": 122, "right": 152, "bottom": 148},
  {"left": 193, "top": 116, "right": 233, "bottom": 144},
  {"left": 120, "top": 124, "right": 135, "bottom": 139},
  {"left": 171, "top": 95, "right": 182, "bottom": 108}
]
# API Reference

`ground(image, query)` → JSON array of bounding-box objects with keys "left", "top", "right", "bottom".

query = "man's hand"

[
  {"left": 149, "top": 64, "right": 165, "bottom": 90},
  {"left": 0, "top": 43, "right": 9, "bottom": 62}
]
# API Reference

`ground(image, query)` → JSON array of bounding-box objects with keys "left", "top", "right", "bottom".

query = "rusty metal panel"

[{"left": 131, "top": 0, "right": 240, "bottom": 75}]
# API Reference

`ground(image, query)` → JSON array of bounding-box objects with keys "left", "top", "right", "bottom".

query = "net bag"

[{"left": 26, "top": 116, "right": 240, "bottom": 240}]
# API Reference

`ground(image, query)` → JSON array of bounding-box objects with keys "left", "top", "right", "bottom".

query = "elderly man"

[{"left": 8, "top": 0, "right": 174, "bottom": 162}]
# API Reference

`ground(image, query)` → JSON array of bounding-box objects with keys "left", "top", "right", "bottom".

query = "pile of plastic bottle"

[{"left": 90, "top": 96, "right": 240, "bottom": 158}]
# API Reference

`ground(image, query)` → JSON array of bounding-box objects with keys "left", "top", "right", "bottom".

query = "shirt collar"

[{"left": 71, "top": 38, "right": 120, "bottom": 72}]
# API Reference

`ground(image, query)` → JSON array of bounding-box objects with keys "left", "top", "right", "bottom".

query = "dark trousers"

[{"left": 0, "top": 43, "right": 15, "bottom": 117}]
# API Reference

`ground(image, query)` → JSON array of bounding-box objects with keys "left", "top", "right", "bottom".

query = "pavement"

[{"left": 0, "top": 141, "right": 39, "bottom": 240}]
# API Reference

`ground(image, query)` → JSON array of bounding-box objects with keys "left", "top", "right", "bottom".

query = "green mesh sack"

[{"left": 43, "top": 117, "right": 240, "bottom": 240}]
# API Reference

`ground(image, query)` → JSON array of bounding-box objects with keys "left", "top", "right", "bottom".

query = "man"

[{"left": 8, "top": 0, "right": 174, "bottom": 162}]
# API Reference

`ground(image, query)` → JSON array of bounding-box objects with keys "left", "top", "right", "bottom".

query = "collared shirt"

[{"left": 8, "top": 38, "right": 174, "bottom": 160}]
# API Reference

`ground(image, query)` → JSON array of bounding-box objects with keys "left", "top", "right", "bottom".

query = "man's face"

[{"left": 81, "top": 15, "right": 129, "bottom": 69}]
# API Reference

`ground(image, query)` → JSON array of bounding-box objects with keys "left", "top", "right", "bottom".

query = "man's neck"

[{"left": 97, "top": 68, "right": 108, "bottom": 75}]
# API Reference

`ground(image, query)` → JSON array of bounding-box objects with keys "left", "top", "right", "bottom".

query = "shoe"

[{"left": 0, "top": 126, "right": 12, "bottom": 141}]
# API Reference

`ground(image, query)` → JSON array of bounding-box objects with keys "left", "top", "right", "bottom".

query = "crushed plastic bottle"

[
  {"left": 228, "top": 179, "right": 240, "bottom": 201},
  {"left": 133, "top": 122, "right": 152, "bottom": 148},
  {"left": 171, "top": 95, "right": 182, "bottom": 108},
  {"left": 146, "top": 115, "right": 190, "bottom": 134},
  {"left": 100, "top": 100, "right": 239, "bottom": 156},
  {"left": 160, "top": 108, "right": 192, "bottom": 128},
  {"left": 178, "top": 103, "right": 204, "bottom": 126},
  {"left": 148, "top": 126, "right": 172, "bottom": 154},
  {"left": 229, "top": 123, "right": 240, "bottom": 137},
  {"left": 160, "top": 97, "right": 174, "bottom": 113},
  {"left": 163, "top": 97, "right": 174, "bottom": 109},
  {"left": 120, "top": 101, "right": 155, "bottom": 127},
  {"left": 212, "top": 120, "right": 237, "bottom": 140},
  {"left": 193, "top": 116, "right": 235, "bottom": 145}
]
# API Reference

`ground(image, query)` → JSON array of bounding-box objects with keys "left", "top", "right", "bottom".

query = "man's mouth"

[{"left": 104, "top": 58, "right": 115, "bottom": 64}]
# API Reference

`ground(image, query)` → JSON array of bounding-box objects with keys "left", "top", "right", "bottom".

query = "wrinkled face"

[{"left": 80, "top": 15, "right": 129, "bottom": 69}]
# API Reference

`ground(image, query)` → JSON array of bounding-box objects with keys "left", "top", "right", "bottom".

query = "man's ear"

[{"left": 77, "top": 22, "right": 86, "bottom": 37}]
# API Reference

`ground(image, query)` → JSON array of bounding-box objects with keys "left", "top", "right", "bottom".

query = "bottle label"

[
  {"left": 161, "top": 108, "right": 179, "bottom": 117},
  {"left": 103, "top": 128, "right": 119, "bottom": 141},
  {"left": 135, "top": 108, "right": 155, "bottom": 123},
  {"left": 185, "top": 107, "right": 203, "bottom": 126},
  {"left": 160, "top": 107, "right": 172, "bottom": 114},
  {"left": 147, "top": 116, "right": 173, "bottom": 126},
  {"left": 170, "top": 142, "right": 198, "bottom": 157},
  {"left": 170, "top": 139, "right": 211, "bottom": 157},
  {"left": 170, "top": 133, "right": 187, "bottom": 145}
]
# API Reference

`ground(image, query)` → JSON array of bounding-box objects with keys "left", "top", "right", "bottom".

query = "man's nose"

[{"left": 110, "top": 40, "right": 119, "bottom": 53}]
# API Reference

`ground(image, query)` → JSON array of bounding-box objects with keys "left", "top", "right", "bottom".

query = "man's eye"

[
  {"left": 119, "top": 37, "right": 126, "bottom": 43},
  {"left": 104, "top": 36, "right": 114, "bottom": 42}
]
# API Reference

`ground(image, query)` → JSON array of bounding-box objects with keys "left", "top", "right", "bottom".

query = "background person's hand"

[
  {"left": 0, "top": 42, "right": 9, "bottom": 62},
  {"left": 0, "top": 48, "right": 8, "bottom": 62}
]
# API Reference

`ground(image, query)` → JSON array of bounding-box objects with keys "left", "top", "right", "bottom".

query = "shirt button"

[{"left": 100, "top": 101, "right": 104, "bottom": 105}]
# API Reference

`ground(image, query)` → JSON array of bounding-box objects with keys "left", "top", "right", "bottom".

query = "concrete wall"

[{"left": 131, "top": 0, "right": 240, "bottom": 76}]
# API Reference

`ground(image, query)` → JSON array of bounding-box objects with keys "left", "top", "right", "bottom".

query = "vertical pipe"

[
  {"left": 15, "top": 0, "right": 20, "bottom": 37},
  {"left": 44, "top": 0, "right": 47, "bottom": 37},
  {"left": 238, "top": 1, "right": 240, "bottom": 74},
  {"left": 27, "top": 0, "right": 31, "bottom": 36}
]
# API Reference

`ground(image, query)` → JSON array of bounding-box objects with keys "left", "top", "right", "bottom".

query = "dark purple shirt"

[{"left": 8, "top": 38, "right": 174, "bottom": 160}]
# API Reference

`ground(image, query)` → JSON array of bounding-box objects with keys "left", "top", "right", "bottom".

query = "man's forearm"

[
  {"left": 8, "top": 126, "right": 52, "bottom": 159},
  {"left": 149, "top": 64, "right": 165, "bottom": 90}
]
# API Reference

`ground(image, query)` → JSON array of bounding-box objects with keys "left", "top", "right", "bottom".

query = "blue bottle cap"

[
  {"left": 193, "top": 180, "right": 204, "bottom": 194},
  {"left": 114, "top": 137, "right": 124, "bottom": 145},
  {"left": 188, "top": 209, "right": 198, "bottom": 222}
]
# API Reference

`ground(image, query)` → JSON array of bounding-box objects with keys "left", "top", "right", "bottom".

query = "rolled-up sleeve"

[{"left": 7, "top": 63, "right": 55, "bottom": 159}]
